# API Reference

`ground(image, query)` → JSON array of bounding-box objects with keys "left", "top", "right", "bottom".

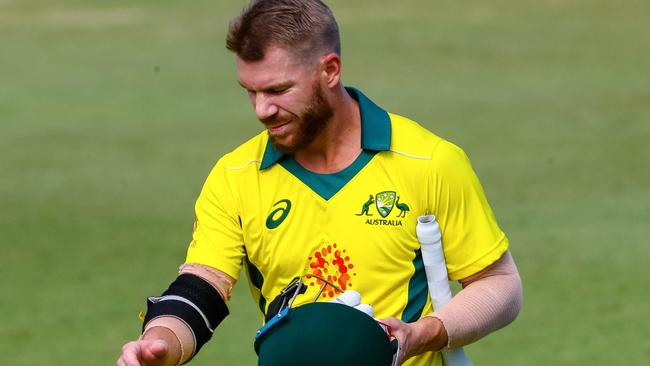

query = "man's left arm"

[{"left": 382, "top": 250, "right": 523, "bottom": 363}]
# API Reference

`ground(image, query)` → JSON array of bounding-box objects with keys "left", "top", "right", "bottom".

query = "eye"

[{"left": 268, "top": 87, "right": 289, "bottom": 95}]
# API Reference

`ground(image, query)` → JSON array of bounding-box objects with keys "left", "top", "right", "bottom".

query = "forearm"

[
  {"left": 140, "top": 264, "right": 234, "bottom": 364},
  {"left": 433, "top": 251, "right": 523, "bottom": 348}
]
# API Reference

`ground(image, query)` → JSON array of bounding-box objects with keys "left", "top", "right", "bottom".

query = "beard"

[{"left": 265, "top": 83, "right": 334, "bottom": 154}]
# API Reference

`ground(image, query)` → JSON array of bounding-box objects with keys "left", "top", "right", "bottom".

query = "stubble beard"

[{"left": 268, "top": 83, "right": 334, "bottom": 154}]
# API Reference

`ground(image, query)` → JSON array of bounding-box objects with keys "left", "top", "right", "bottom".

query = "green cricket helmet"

[{"left": 255, "top": 302, "right": 395, "bottom": 366}]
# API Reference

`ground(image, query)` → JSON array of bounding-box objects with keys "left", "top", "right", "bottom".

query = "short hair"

[{"left": 226, "top": 0, "right": 341, "bottom": 63}]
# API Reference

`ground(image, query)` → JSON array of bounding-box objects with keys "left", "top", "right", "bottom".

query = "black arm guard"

[{"left": 143, "top": 274, "right": 229, "bottom": 358}]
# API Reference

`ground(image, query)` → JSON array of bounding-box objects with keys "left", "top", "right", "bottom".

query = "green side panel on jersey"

[
  {"left": 245, "top": 256, "right": 267, "bottom": 315},
  {"left": 279, "top": 150, "right": 377, "bottom": 200},
  {"left": 402, "top": 249, "right": 428, "bottom": 323}
]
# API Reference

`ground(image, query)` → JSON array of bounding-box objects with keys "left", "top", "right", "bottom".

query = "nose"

[{"left": 254, "top": 93, "right": 279, "bottom": 121}]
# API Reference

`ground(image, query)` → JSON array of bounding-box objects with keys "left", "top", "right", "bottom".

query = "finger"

[
  {"left": 149, "top": 340, "right": 169, "bottom": 358},
  {"left": 390, "top": 336, "right": 406, "bottom": 366},
  {"left": 380, "top": 317, "right": 397, "bottom": 323},
  {"left": 117, "top": 355, "right": 134, "bottom": 366},
  {"left": 121, "top": 342, "right": 143, "bottom": 366},
  {"left": 380, "top": 317, "right": 402, "bottom": 328},
  {"left": 381, "top": 320, "right": 410, "bottom": 364},
  {"left": 141, "top": 340, "right": 168, "bottom": 362}
]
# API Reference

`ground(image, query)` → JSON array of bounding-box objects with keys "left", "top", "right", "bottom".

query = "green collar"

[{"left": 259, "top": 87, "right": 391, "bottom": 170}]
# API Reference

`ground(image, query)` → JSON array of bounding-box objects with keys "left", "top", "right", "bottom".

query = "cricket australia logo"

[
  {"left": 375, "top": 191, "right": 396, "bottom": 217},
  {"left": 355, "top": 191, "right": 410, "bottom": 226}
]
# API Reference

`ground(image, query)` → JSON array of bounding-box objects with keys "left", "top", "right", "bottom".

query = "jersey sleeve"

[
  {"left": 428, "top": 140, "right": 509, "bottom": 281},
  {"left": 185, "top": 157, "right": 246, "bottom": 281}
]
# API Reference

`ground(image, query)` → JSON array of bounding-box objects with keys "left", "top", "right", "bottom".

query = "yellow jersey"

[{"left": 186, "top": 87, "right": 508, "bottom": 366}]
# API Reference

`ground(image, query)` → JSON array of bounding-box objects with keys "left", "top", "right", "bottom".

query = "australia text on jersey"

[{"left": 355, "top": 190, "right": 410, "bottom": 226}]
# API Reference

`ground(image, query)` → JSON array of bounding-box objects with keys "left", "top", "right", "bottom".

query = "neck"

[{"left": 294, "top": 86, "right": 361, "bottom": 173}]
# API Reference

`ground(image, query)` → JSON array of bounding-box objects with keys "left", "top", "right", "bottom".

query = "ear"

[{"left": 319, "top": 53, "right": 341, "bottom": 88}]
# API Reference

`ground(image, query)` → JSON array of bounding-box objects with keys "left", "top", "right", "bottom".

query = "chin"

[{"left": 270, "top": 136, "right": 299, "bottom": 153}]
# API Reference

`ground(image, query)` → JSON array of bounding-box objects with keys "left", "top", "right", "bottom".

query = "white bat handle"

[{"left": 417, "top": 215, "right": 473, "bottom": 366}]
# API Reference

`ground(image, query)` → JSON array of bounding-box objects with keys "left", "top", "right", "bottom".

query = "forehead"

[{"left": 236, "top": 47, "right": 312, "bottom": 88}]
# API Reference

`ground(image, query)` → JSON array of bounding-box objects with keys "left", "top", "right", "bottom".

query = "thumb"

[
  {"left": 380, "top": 317, "right": 402, "bottom": 328},
  {"left": 141, "top": 340, "right": 169, "bottom": 362}
]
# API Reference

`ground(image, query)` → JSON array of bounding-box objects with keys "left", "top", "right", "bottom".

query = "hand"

[
  {"left": 117, "top": 339, "right": 171, "bottom": 366},
  {"left": 380, "top": 316, "right": 448, "bottom": 366},
  {"left": 381, "top": 317, "right": 416, "bottom": 365}
]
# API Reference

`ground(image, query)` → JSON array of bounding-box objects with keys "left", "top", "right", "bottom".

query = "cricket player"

[{"left": 117, "top": 1, "right": 523, "bottom": 365}]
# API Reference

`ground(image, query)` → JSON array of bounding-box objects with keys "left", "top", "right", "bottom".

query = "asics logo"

[{"left": 266, "top": 199, "right": 292, "bottom": 229}]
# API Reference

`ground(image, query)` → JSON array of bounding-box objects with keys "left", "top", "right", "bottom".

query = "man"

[{"left": 117, "top": 1, "right": 523, "bottom": 365}]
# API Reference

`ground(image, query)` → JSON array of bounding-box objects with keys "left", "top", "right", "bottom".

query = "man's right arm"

[{"left": 116, "top": 264, "right": 235, "bottom": 366}]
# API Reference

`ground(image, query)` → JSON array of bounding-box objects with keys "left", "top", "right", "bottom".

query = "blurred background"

[{"left": 1, "top": 0, "right": 648, "bottom": 365}]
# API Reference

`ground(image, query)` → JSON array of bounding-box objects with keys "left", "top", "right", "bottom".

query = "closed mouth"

[{"left": 266, "top": 120, "right": 291, "bottom": 133}]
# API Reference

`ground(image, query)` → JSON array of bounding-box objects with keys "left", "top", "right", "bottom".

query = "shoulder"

[
  {"left": 387, "top": 113, "right": 472, "bottom": 174},
  {"left": 388, "top": 113, "right": 447, "bottom": 159},
  {"left": 212, "top": 130, "right": 269, "bottom": 173},
  {"left": 200, "top": 131, "right": 269, "bottom": 194}
]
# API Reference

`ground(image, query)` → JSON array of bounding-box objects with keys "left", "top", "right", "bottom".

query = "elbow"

[{"left": 503, "top": 271, "right": 523, "bottom": 327}]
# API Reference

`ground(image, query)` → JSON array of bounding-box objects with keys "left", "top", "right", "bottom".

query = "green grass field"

[{"left": 2, "top": 0, "right": 649, "bottom": 365}]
